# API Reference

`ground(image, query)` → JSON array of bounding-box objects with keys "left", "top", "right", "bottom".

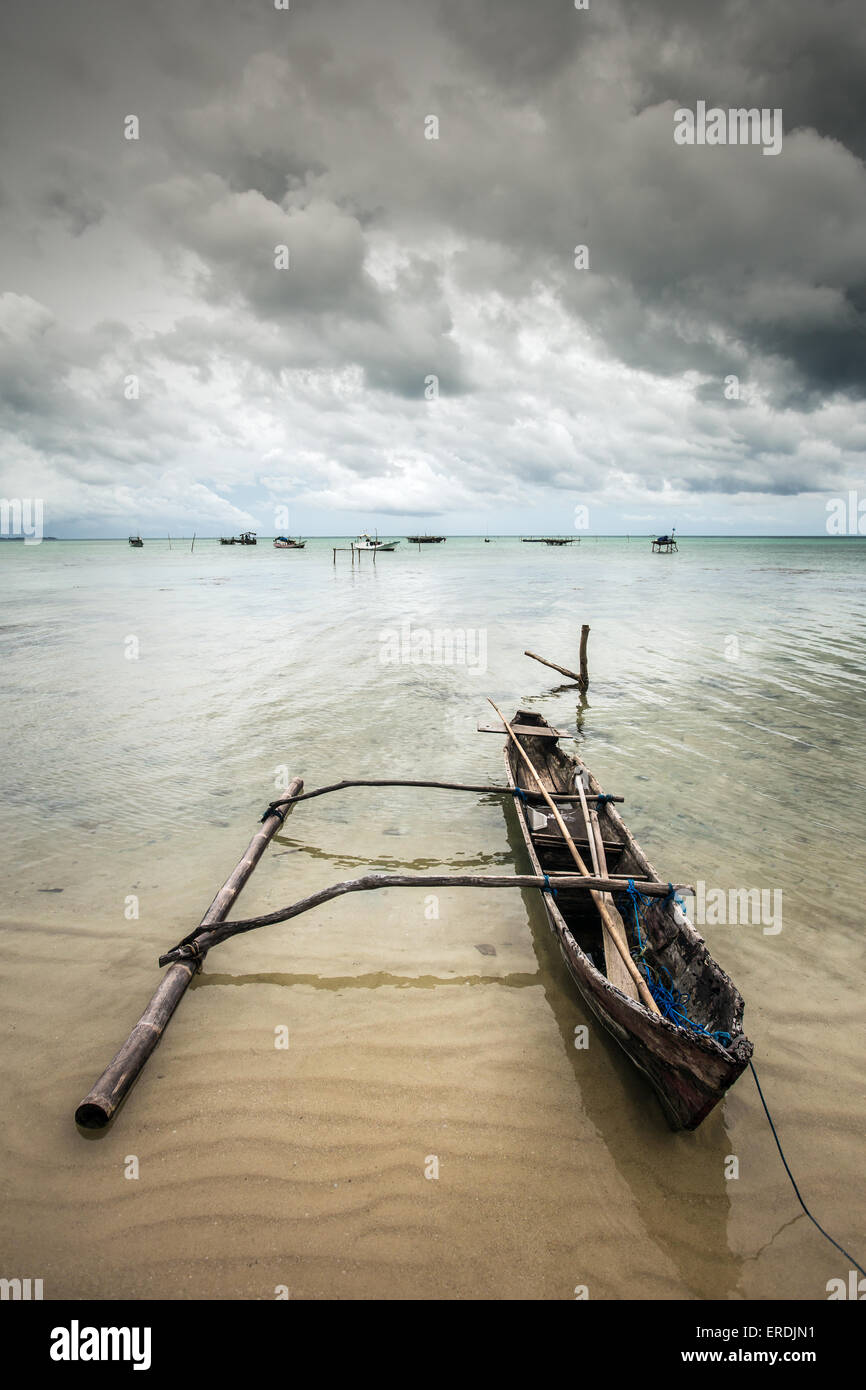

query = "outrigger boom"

[{"left": 73, "top": 750, "right": 725, "bottom": 1132}]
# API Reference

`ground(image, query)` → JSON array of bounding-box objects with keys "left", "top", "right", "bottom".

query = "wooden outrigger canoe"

[{"left": 504, "top": 709, "right": 753, "bottom": 1130}]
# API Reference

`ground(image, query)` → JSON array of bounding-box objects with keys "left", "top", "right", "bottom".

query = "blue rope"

[
  {"left": 595, "top": 793, "right": 615, "bottom": 808},
  {"left": 542, "top": 873, "right": 557, "bottom": 899},
  {"left": 623, "top": 879, "right": 731, "bottom": 1045},
  {"left": 512, "top": 785, "right": 528, "bottom": 802}
]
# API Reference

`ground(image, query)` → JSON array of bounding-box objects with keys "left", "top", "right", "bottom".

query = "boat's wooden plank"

[
  {"left": 477, "top": 722, "right": 573, "bottom": 738},
  {"left": 533, "top": 832, "right": 625, "bottom": 854}
]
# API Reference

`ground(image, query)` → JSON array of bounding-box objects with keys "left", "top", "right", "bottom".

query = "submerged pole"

[{"left": 74, "top": 776, "right": 304, "bottom": 1128}]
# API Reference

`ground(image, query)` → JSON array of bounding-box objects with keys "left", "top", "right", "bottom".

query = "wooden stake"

[
  {"left": 578, "top": 624, "right": 590, "bottom": 693},
  {"left": 488, "top": 699, "right": 660, "bottom": 1014},
  {"left": 74, "top": 776, "right": 304, "bottom": 1128}
]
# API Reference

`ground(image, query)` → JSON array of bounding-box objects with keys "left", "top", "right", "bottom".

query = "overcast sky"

[{"left": 1, "top": 0, "right": 864, "bottom": 536}]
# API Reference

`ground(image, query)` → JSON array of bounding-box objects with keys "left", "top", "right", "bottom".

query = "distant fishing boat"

[
  {"left": 221, "top": 531, "right": 257, "bottom": 546},
  {"left": 128, "top": 535, "right": 143, "bottom": 548},
  {"left": 274, "top": 536, "right": 305, "bottom": 549},
  {"left": 406, "top": 534, "right": 445, "bottom": 543},
  {"left": 522, "top": 536, "right": 576, "bottom": 546},
  {"left": 356, "top": 531, "right": 399, "bottom": 551}
]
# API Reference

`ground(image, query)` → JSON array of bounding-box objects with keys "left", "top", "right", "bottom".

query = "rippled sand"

[{"left": 1, "top": 537, "right": 864, "bottom": 1298}]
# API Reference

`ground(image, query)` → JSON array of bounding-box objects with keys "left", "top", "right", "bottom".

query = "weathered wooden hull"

[{"left": 505, "top": 712, "right": 753, "bottom": 1130}]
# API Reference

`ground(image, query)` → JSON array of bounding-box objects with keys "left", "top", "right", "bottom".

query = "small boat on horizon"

[
  {"left": 220, "top": 531, "right": 258, "bottom": 546},
  {"left": 128, "top": 535, "right": 143, "bottom": 548},
  {"left": 406, "top": 533, "right": 446, "bottom": 544},
  {"left": 274, "top": 536, "right": 305, "bottom": 549},
  {"left": 355, "top": 531, "right": 399, "bottom": 551}
]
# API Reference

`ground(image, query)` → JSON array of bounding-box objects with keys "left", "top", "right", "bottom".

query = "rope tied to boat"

[
  {"left": 512, "top": 785, "right": 528, "bottom": 802},
  {"left": 622, "top": 879, "right": 732, "bottom": 1046},
  {"left": 541, "top": 873, "right": 557, "bottom": 899},
  {"left": 595, "top": 793, "right": 615, "bottom": 808},
  {"left": 261, "top": 800, "right": 287, "bottom": 824},
  {"left": 749, "top": 1061, "right": 866, "bottom": 1279}
]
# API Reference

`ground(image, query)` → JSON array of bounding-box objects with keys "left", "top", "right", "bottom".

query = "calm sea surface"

[{"left": 1, "top": 535, "right": 864, "bottom": 1299}]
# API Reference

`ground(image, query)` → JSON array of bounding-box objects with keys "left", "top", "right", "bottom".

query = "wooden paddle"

[{"left": 488, "top": 700, "right": 660, "bottom": 1015}]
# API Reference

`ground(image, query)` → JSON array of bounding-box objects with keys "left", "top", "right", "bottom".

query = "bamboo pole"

[
  {"left": 578, "top": 624, "right": 590, "bottom": 693},
  {"left": 488, "top": 700, "right": 660, "bottom": 1015},
  {"left": 158, "top": 871, "right": 692, "bottom": 965},
  {"left": 524, "top": 650, "right": 582, "bottom": 683},
  {"left": 575, "top": 775, "right": 638, "bottom": 1001},
  {"left": 74, "top": 776, "right": 304, "bottom": 1128}
]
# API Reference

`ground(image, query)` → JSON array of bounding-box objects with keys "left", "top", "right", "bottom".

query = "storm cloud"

[{"left": 0, "top": 0, "right": 863, "bottom": 534}]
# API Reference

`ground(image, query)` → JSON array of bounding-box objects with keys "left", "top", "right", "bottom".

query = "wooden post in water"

[
  {"left": 578, "top": 624, "right": 590, "bottom": 693},
  {"left": 74, "top": 776, "right": 303, "bottom": 1128}
]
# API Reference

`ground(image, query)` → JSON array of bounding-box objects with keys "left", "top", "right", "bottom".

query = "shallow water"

[{"left": 1, "top": 535, "right": 864, "bottom": 1299}]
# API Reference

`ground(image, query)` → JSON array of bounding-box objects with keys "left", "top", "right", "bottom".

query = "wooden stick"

[
  {"left": 74, "top": 776, "right": 304, "bottom": 1129},
  {"left": 278, "top": 777, "right": 623, "bottom": 807},
  {"left": 578, "top": 624, "right": 590, "bottom": 693},
  {"left": 575, "top": 775, "right": 639, "bottom": 1002},
  {"left": 524, "top": 650, "right": 582, "bottom": 684},
  {"left": 488, "top": 700, "right": 660, "bottom": 1014},
  {"left": 158, "top": 872, "right": 690, "bottom": 965}
]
